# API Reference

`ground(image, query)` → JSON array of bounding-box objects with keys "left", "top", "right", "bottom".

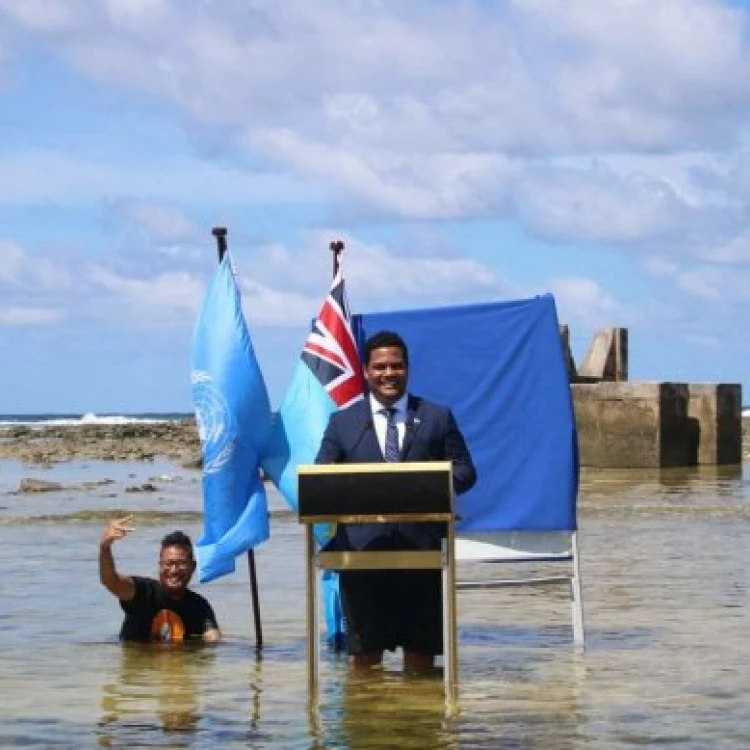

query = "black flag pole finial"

[
  {"left": 212, "top": 226, "right": 228, "bottom": 262},
  {"left": 330, "top": 239, "right": 345, "bottom": 277}
]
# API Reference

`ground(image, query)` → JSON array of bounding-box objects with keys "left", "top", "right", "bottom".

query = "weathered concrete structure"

[
  {"left": 687, "top": 384, "right": 743, "bottom": 465},
  {"left": 577, "top": 327, "right": 628, "bottom": 382},
  {"left": 565, "top": 327, "right": 743, "bottom": 468},
  {"left": 572, "top": 382, "right": 692, "bottom": 468}
]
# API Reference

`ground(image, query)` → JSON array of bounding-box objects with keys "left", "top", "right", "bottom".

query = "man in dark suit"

[{"left": 316, "top": 330, "right": 476, "bottom": 669}]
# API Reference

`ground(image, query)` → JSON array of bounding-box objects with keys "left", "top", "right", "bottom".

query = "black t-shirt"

[{"left": 119, "top": 576, "right": 219, "bottom": 642}]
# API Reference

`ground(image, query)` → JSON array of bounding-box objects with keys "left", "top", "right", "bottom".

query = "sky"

[{"left": 1, "top": 0, "right": 750, "bottom": 414}]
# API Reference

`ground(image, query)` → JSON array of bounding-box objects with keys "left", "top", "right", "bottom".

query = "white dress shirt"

[{"left": 369, "top": 393, "right": 408, "bottom": 459}]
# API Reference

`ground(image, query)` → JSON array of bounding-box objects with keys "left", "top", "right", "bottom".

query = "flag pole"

[
  {"left": 326, "top": 238, "right": 346, "bottom": 651},
  {"left": 211, "top": 225, "right": 264, "bottom": 650}
]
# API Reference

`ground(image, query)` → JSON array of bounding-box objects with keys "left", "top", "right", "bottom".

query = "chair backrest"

[{"left": 456, "top": 531, "right": 573, "bottom": 563}]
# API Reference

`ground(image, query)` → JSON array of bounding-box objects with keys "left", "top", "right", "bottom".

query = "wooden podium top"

[{"left": 297, "top": 461, "right": 453, "bottom": 523}]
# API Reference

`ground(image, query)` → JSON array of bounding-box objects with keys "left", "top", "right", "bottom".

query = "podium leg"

[
  {"left": 306, "top": 525, "right": 319, "bottom": 701},
  {"left": 442, "top": 529, "right": 458, "bottom": 712}
]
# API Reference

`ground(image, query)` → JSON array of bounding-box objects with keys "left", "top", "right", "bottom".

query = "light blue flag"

[
  {"left": 261, "top": 271, "right": 364, "bottom": 646},
  {"left": 263, "top": 362, "right": 336, "bottom": 515},
  {"left": 261, "top": 271, "right": 364, "bottom": 521},
  {"left": 191, "top": 255, "right": 272, "bottom": 583}
]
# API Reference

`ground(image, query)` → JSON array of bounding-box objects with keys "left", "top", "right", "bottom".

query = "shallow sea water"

[{"left": 0, "top": 459, "right": 748, "bottom": 748}]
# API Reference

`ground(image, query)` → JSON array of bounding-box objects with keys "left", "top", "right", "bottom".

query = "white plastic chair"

[{"left": 455, "top": 530, "right": 585, "bottom": 649}]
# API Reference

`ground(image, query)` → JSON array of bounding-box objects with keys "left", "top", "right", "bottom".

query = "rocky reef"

[
  {"left": 0, "top": 419, "right": 202, "bottom": 466},
  {"left": 1, "top": 416, "right": 748, "bottom": 466}
]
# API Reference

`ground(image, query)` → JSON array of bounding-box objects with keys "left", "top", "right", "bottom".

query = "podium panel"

[{"left": 298, "top": 461, "right": 453, "bottom": 520}]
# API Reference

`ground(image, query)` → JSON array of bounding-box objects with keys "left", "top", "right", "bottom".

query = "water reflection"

[
  {"left": 580, "top": 463, "right": 749, "bottom": 517},
  {"left": 97, "top": 643, "right": 211, "bottom": 746},
  {"left": 314, "top": 668, "right": 454, "bottom": 749},
  {"left": 581, "top": 463, "right": 745, "bottom": 494},
  {"left": 309, "top": 653, "right": 586, "bottom": 749}
]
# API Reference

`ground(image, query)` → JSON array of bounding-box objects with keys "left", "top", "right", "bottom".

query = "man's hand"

[
  {"left": 100, "top": 515, "right": 135, "bottom": 549},
  {"left": 99, "top": 515, "right": 136, "bottom": 601},
  {"left": 203, "top": 627, "right": 222, "bottom": 643}
]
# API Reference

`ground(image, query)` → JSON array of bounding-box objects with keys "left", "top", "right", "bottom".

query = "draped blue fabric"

[{"left": 355, "top": 294, "right": 578, "bottom": 531}]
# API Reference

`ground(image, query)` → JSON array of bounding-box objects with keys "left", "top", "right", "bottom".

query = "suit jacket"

[{"left": 315, "top": 394, "right": 477, "bottom": 551}]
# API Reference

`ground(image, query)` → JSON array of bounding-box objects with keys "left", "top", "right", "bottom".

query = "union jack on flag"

[{"left": 301, "top": 271, "right": 365, "bottom": 408}]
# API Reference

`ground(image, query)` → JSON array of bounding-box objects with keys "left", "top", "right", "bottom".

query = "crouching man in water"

[{"left": 99, "top": 515, "right": 221, "bottom": 643}]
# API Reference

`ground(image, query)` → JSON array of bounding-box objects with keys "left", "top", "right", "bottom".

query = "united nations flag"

[{"left": 191, "top": 255, "right": 272, "bottom": 582}]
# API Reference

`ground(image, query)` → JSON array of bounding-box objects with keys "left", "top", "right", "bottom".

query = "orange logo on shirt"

[{"left": 151, "top": 609, "right": 185, "bottom": 643}]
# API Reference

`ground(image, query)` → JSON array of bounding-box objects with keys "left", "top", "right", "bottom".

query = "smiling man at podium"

[{"left": 316, "top": 330, "right": 477, "bottom": 670}]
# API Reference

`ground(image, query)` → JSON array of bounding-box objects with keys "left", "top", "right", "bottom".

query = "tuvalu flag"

[
  {"left": 191, "top": 255, "right": 272, "bottom": 583},
  {"left": 261, "top": 269, "right": 365, "bottom": 645},
  {"left": 261, "top": 269, "right": 365, "bottom": 516}
]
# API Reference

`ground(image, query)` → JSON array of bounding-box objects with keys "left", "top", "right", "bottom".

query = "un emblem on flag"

[{"left": 191, "top": 370, "right": 234, "bottom": 474}]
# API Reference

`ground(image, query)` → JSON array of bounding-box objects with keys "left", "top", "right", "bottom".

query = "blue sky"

[{"left": 2, "top": 0, "right": 749, "bottom": 413}]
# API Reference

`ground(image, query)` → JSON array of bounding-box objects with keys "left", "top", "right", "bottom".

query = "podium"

[{"left": 297, "top": 461, "right": 459, "bottom": 709}]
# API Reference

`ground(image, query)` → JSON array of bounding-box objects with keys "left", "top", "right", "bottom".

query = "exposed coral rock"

[
  {"left": 18, "top": 478, "right": 64, "bottom": 493},
  {"left": 0, "top": 419, "right": 202, "bottom": 465}
]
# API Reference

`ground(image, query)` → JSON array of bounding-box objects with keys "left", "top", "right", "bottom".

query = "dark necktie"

[{"left": 383, "top": 407, "right": 400, "bottom": 462}]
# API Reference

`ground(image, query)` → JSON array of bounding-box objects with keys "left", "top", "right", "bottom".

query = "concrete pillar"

[
  {"left": 578, "top": 327, "right": 628, "bottom": 382},
  {"left": 572, "top": 381, "right": 692, "bottom": 468},
  {"left": 558, "top": 324, "right": 577, "bottom": 381},
  {"left": 687, "top": 384, "right": 742, "bottom": 465}
]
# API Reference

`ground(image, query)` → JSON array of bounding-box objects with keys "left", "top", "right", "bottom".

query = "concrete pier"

[
  {"left": 565, "top": 326, "right": 742, "bottom": 468},
  {"left": 571, "top": 381, "right": 742, "bottom": 468}
]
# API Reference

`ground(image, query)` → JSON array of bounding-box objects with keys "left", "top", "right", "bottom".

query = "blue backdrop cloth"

[
  {"left": 355, "top": 294, "right": 578, "bottom": 531},
  {"left": 191, "top": 255, "right": 272, "bottom": 582}
]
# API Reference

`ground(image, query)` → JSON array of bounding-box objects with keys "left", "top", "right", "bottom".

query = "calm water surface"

[{"left": 0, "top": 459, "right": 748, "bottom": 748}]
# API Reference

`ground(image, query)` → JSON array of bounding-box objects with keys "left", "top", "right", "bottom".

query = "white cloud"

[
  {"left": 240, "top": 231, "right": 508, "bottom": 313},
  {"left": 0, "top": 148, "right": 320, "bottom": 207},
  {"left": 119, "top": 202, "right": 197, "bottom": 244},
  {"left": 1, "top": 0, "right": 750, "bottom": 354},
  {"left": 84, "top": 265, "right": 204, "bottom": 323},
  {"left": 4, "top": 0, "right": 747, "bottom": 154},
  {"left": 643, "top": 257, "right": 679, "bottom": 278},
  {"left": 341, "top": 236, "right": 504, "bottom": 304},
  {"left": 240, "top": 281, "right": 324, "bottom": 328},
  {"left": 0, "top": 240, "right": 23, "bottom": 283},
  {"left": 0, "top": 239, "right": 74, "bottom": 290},
  {"left": 699, "top": 232, "right": 750, "bottom": 264},
  {"left": 684, "top": 332, "right": 722, "bottom": 350},
  {"left": 1, "top": 0, "right": 750, "bottom": 243},
  {"left": 0, "top": 0, "right": 89, "bottom": 34},
  {"left": 0, "top": 306, "right": 63, "bottom": 325},
  {"left": 257, "top": 130, "right": 515, "bottom": 219},
  {"left": 677, "top": 264, "right": 750, "bottom": 302},
  {"left": 515, "top": 0, "right": 750, "bottom": 146},
  {"left": 0, "top": 229, "right": 509, "bottom": 333},
  {"left": 676, "top": 266, "right": 722, "bottom": 300},
  {"left": 547, "top": 276, "right": 623, "bottom": 329},
  {"left": 104, "top": 0, "right": 169, "bottom": 28},
  {"left": 514, "top": 164, "right": 693, "bottom": 244}
]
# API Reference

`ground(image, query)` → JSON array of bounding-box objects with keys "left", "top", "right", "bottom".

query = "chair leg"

[{"left": 570, "top": 532, "right": 585, "bottom": 651}]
